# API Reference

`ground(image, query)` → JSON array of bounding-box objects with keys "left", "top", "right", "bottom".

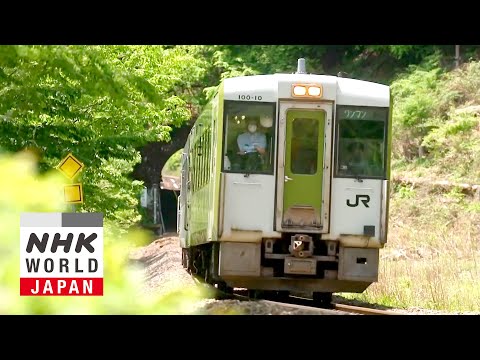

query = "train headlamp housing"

[{"left": 292, "top": 84, "right": 323, "bottom": 98}]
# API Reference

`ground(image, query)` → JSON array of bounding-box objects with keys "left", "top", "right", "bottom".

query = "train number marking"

[
  {"left": 346, "top": 194, "right": 370, "bottom": 208},
  {"left": 238, "top": 95, "right": 263, "bottom": 101}
]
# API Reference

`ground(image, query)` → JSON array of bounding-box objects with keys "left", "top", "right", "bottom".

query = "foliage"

[
  {"left": 391, "top": 58, "right": 480, "bottom": 183},
  {"left": 0, "top": 151, "right": 208, "bottom": 314},
  {"left": 361, "top": 45, "right": 436, "bottom": 62},
  {"left": 422, "top": 113, "right": 480, "bottom": 183},
  {"left": 162, "top": 149, "right": 182, "bottom": 177},
  {"left": 394, "top": 183, "right": 416, "bottom": 199},
  {"left": 196, "top": 45, "right": 475, "bottom": 98},
  {"left": 195, "top": 45, "right": 410, "bottom": 103},
  {"left": 390, "top": 54, "right": 444, "bottom": 159},
  {"left": 437, "top": 60, "right": 480, "bottom": 111},
  {"left": 0, "top": 45, "right": 207, "bottom": 228}
]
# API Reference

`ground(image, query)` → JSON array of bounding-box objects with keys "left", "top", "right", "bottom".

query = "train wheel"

[
  {"left": 276, "top": 290, "right": 290, "bottom": 301},
  {"left": 214, "top": 282, "right": 233, "bottom": 299},
  {"left": 181, "top": 248, "right": 188, "bottom": 269},
  {"left": 263, "top": 290, "right": 289, "bottom": 301},
  {"left": 313, "top": 292, "right": 333, "bottom": 309},
  {"left": 248, "top": 289, "right": 268, "bottom": 299},
  {"left": 184, "top": 248, "right": 194, "bottom": 274}
]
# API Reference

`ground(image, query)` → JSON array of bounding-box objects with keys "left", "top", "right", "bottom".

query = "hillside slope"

[{"left": 350, "top": 60, "right": 480, "bottom": 311}]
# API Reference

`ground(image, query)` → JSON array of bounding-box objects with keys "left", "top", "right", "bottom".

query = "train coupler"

[
  {"left": 289, "top": 234, "right": 314, "bottom": 258},
  {"left": 284, "top": 234, "right": 316, "bottom": 275}
]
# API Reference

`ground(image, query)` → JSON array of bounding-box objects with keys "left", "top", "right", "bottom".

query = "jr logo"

[{"left": 346, "top": 194, "right": 370, "bottom": 208}]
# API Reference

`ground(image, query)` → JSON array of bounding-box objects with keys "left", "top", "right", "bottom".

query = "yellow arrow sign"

[
  {"left": 56, "top": 153, "right": 84, "bottom": 180},
  {"left": 64, "top": 183, "right": 83, "bottom": 204}
]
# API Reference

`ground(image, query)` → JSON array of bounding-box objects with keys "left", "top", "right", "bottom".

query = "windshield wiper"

[{"left": 352, "top": 172, "right": 364, "bottom": 183}]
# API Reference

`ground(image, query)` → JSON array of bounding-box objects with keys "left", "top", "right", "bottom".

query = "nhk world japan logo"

[{"left": 20, "top": 213, "right": 103, "bottom": 296}]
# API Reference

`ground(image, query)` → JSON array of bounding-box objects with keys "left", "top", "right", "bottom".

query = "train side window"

[
  {"left": 222, "top": 101, "right": 276, "bottom": 175},
  {"left": 335, "top": 106, "right": 389, "bottom": 179}
]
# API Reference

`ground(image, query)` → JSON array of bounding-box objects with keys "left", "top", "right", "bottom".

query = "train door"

[{"left": 276, "top": 102, "right": 333, "bottom": 233}]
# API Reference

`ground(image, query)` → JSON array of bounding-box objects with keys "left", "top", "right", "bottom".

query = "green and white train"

[{"left": 177, "top": 59, "right": 392, "bottom": 304}]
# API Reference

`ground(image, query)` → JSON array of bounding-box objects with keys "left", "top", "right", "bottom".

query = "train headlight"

[
  {"left": 293, "top": 85, "right": 307, "bottom": 96},
  {"left": 307, "top": 86, "right": 322, "bottom": 96},
  {"left": 292, "top": 84, "right": 323, "bottom": 98}
]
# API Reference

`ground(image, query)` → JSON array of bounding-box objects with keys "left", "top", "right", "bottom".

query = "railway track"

[
  {"left": 261, "top": 298, "right": 401, "bottom": 315},
  {"left": 193, "top": 277, "right": 401, "bottom": 315},
  {"left": 333, "top": 303, "right": 401, "bottom": 315},
  {"left": 227, "top": 289, "right": 401, "bottom": 315}
]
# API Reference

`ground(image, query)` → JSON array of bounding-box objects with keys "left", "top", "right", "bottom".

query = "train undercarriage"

[{"left": 182, "top": 233, "right": 378, "bottom": 307}]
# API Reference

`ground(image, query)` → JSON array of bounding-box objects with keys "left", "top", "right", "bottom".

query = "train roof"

[{"left": 223, "top": 73, "right": 390, "bottom": 107}]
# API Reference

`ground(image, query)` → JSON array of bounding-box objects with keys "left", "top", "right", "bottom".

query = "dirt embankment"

[{"left": 129, "top": 234, "right": 196, "bottom": 297}]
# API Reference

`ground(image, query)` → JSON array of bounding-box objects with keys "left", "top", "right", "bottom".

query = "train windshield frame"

[
  {"left": 222, "top": 100, "right": 277, "bottom": 175},
  {"left": 335, "top": 105, "right": 389, "bottom": 179}
]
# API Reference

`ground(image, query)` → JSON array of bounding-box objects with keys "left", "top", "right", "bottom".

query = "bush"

[{"left": 0, "top": 151, "right": 207, "bottom": 314}]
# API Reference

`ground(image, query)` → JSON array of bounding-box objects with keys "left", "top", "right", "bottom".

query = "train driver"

[
  {"left": 234, "top": 118, "right": 267, "bottom": 172},
  {"left": 237, "top": 118, "right": 267, "bottom": 156}
]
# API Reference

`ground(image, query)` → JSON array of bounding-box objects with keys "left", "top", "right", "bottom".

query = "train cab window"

[
  {"left": 335, "top": 106, "right": 389, "bottom": 179},
  {"left": 222, "top": 101, "right": 276, "bottom": 174}
]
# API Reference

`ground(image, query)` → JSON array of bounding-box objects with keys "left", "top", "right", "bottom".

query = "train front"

[{"left": 217, "top": 68, "right": 391, "bottom": 300}]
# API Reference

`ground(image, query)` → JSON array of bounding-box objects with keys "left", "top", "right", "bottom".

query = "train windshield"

[
  {"left": 222, "top": 101, "right": 276, "bottom": 174},
  {"left": 335, "top": 106, "right": 389, "bottom": 179}
]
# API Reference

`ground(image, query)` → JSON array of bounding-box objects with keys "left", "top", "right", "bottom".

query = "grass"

[{"left": 340, "top": 180, "right": 480, "bottom": 312}]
